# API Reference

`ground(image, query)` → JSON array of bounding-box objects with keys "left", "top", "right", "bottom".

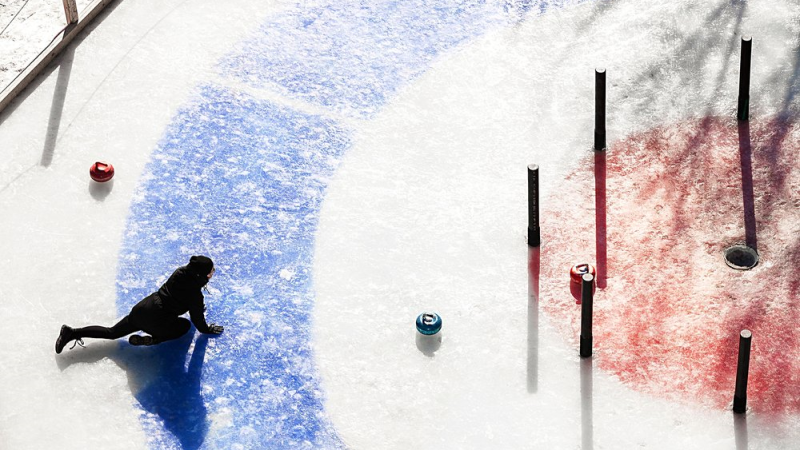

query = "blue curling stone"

[{"left": 416, "top": 312, "right": 442, "bottom": 335}]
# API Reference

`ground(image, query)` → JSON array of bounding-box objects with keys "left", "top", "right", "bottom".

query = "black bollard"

[
  {"left": 733, "top": 329, "right": 752, "bottom": 413},
  {"left": 737, "top": 37, "right": 752, "bottom": 121},
  {"left": 527, "top": 164, "right": 540, "bottom": 247},
  {"left": 594, "top": 68, "right": 606, "bottom": 151},
  {"left": 580, "top": 273, "right": 594, "bottom": 358}
]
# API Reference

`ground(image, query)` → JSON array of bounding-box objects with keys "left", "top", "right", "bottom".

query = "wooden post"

[
  {"left": 62, "top": 0, "right": 79, "bottom": 24},
  {"left": 1, "top": 0, "right": 117, "bottom": 117}
]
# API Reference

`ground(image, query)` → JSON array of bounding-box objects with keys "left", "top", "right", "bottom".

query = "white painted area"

[
  {"left": 0, "top": 0, "right": 287, "bottom": 448},
  {"left": 313, "top": 0, "right": 800, "bottom": 448}
]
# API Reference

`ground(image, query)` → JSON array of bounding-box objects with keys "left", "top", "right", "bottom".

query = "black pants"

[{"left": 73, "top": 293, "right": 190, "bottom": 342}]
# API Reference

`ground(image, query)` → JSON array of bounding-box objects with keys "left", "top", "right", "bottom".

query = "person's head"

[{"left": 187, "top": 255, "right": 214, "bottom": 285}]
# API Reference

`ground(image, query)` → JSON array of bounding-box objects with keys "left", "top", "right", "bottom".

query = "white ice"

[
  {"left": 0, "top": 0, "right": 798, "bottom": 449},
  {"left": 313, "top": 0, "right": 800, "bottom": 449},
  {"left": 0, "top": 0, "right": 288, "bottom": 448}
]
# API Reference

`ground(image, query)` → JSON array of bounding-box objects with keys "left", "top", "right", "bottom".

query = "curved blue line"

[
  {"left": 221, "top": 0, "right": 510, "bottom": 118},
  {"left": 117, "top": 85, "right": 350, "bottom": 449},
  {"left": 116, "top": 1, "right": 584, "bottom": 448}
]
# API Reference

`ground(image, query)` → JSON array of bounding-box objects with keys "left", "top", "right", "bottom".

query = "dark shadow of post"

[
  {"left": 594, "top": 150, "right": 608, "bottom": 289},
  {"left": 41, "top": 44, "right": 75, "bottom": 167},
  {"left": 734, "top": 412, "right": 749, "bottom": 450},
  {"left": 737, "top": 120, "right": 757, "bottom": 250},
  {"left": 581, "top": 357, "right": 593, "bottom": 450},
  {"left": 527, "top": 246, "right": 540, "bottom": 393},
  {"left": 56, "top": 332, "right": 211, "bottom": 450}
]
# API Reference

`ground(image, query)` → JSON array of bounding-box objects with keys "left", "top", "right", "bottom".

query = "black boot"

[
  {"left": 55, "top": 325, "right": 74, "bottom": 354},
  {"left": 128, "top": 335, "right": 158, "bottom": 346}
]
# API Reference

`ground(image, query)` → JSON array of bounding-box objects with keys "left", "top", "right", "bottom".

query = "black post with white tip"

[
  {"left": 580, "top": 273, "right": 594, "bottom": 358},
  {"left": 733, "top": 329, "right": 752, "bottom": 413}
]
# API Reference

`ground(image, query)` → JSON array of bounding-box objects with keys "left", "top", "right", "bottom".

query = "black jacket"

[{"left": 155, "top": 265, "right": 212, "bottom": 333}]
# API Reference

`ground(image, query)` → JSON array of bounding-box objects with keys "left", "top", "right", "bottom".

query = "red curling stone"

[
  {"left": 90, "top": 161, "right": 115, "bottom": 182},
  {"left": 570, "top": 263, "right": 596, "bottom": 284}
]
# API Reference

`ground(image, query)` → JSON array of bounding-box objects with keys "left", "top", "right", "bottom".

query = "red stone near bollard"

[{"left": 570, "top": 263, "right": 596, "bottom": 284}]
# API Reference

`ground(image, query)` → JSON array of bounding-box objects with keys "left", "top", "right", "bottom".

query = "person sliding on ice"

[{"left": 55, "top": 255, "right": 224, "bottom": 354}]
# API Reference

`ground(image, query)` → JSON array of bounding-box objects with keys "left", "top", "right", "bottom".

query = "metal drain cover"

[{"left": 724, "top": 245, "right": 759, "bottom": 270}]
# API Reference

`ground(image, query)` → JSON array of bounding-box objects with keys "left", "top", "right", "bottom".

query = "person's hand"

[{"left": 208, "top": 324, "right": 224, "bottom": 334}]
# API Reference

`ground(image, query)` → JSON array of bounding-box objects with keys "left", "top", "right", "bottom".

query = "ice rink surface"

[{"left": 0, "top": 0, "right": 798, "bottom": 449}]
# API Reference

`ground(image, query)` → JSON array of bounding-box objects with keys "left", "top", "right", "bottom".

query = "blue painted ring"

[{"left": 416, "top": 312, "right": 442, "bottom": 335}]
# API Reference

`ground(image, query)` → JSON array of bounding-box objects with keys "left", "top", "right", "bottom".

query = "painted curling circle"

[{"left": 539, "top": 116, "right": 800, "bottom": 414}]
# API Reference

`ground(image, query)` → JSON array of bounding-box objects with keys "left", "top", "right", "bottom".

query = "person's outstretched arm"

[{"left": 189, "top": 300, "right": 223, "bottom": 334}]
